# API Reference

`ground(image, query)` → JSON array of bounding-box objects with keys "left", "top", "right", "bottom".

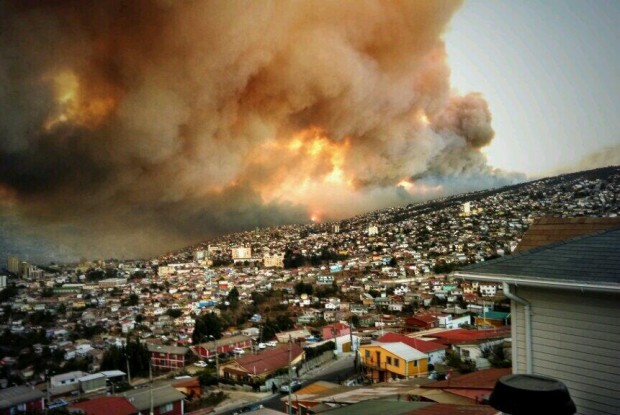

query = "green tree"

[
  {"left": 192, "top": 313, "right": 224, "bottom": 343},
  {"left": 166, "top": 309, "right": 183, "bottom": 318},
  {"left": 227, "top": 287, "right": 240, "bottom": 309},
  {"left": 125, "top": 293, "right": 140, "bottom": 306},
  {"left": 101, "top": 338, "right": 150, "bottom": 377}
]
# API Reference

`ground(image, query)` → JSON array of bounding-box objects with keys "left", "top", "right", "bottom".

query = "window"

[
  {"left": 414, "top": 360, "right": 418, "bottom": 367},
  {"left": 394, "top": 358, "right": 400, "bottom": 367},
  {"left": 365, "top": 350, "right": 370, "bottom": 358},
  {"left": 159, "top": 403, "right": 173, "bottom": 414},
  {"left": 386, "top": 356, "right": 392, "bottom": 365},
  {"left": 462, "top": 350, "right": 470, "bottom": 358}
]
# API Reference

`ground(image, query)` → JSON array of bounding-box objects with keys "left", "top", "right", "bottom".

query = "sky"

[
  {"left": 445, "top": 0, "right": 620, "bottom": 176},
  {"left": 1, "top": 0, "right": 619, "bottom": 262}
]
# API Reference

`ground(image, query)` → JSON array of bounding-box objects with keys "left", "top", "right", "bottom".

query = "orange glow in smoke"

[
  {"left": 397, "top": 178, "right": 443, "bottom": 194},
  {"left": 44, "top": 70, "right": 117, "bottom": 130}
]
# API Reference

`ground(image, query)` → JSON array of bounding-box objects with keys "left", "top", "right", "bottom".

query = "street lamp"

[{"left": 207, "top": 335, "right": 219, "bottom": 383}]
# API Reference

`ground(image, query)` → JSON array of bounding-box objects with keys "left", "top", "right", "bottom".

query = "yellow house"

[{"left": 360, "top": 342, "right": 428, "bottom": 383}]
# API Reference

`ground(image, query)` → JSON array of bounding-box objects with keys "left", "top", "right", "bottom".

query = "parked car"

[
  {"left": 280, "top": 380, "right": 302, "bottom": 393},
  {"left": 266, "top": 340, "right": 278, "bottom": 347},
  {"left": 233, "top": 347, "right": 245, "bottom": 355},
  {"left": 193, "top": 360, "right": 208, "bottom": 367},
  {"left": 258, "top": 342, "right": 267, "bottom": 349}
]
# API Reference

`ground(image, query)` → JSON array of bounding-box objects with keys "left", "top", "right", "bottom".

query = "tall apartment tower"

[
  {"left": 368, "top": 225, "right": 379, "bottom": 236},
  {"left": 463, "top": 201, "right": 471, "bottom": 216},
  {"left": 7, "top": 256, "right": 19, "bottom": 274}
]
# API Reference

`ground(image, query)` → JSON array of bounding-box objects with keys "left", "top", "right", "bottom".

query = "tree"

[
  {"left": 101, "top": 338, "right": 150, "bottom": 377},
  {"left": 166, "top": 309, "right": 183, "bottom": 319},
  {"left": 227, "top": 287, "right": 240, "bottom": 309},
  {"left": 0, "top": 285, "right": 18, "bottom": 302},
  {"left": 125, "top": 293, "right": 140, "bottom": 306},
  {"left": 192, "top": 313, "right": 224, "bottom": 343}
]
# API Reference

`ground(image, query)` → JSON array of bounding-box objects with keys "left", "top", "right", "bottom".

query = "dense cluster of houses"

[{"left": 1, "top": 167, "right": 619, "bottom": 414}]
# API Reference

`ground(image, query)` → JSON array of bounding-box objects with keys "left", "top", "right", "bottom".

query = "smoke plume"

[{"left": 0, "top": 0, "right": 521, "bottom": 260}]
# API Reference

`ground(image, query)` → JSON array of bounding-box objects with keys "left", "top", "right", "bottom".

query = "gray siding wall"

[{"left": 511, "top": 285, "right": 620, "bottom": 415}]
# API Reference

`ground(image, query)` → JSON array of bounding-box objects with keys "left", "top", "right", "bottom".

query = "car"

[
  {"left": 232, "top": 347, "right": 245, "bottom": 355},
  {"left": 258, "top": 342, "right": 266, "bottom": 349},
  {"left": 193, "top": 360, "right": 208, "bottom": 367},
  {"left": 266, "top": 340, "right": 278, "bottom": 347},
  {"left": 47, "top": 399, "right": 68, "bottom": 410},
  {"left": 280, "top": 380, "right": 302, "bottom": 393}
]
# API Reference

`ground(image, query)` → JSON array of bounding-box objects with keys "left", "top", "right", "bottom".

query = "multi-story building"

[
  {"left": 232, "top": 246, "right": 252, "bottom": 264},
  {"left": 263, "top": 253, "right": 284, "bottom": 268},
  {"left": 7, "top": 255, "right": 19, "bottom": 274},
  {"left": 148, "top": 344, "right": 189, "bottom": 372},
  {"left": 360, "top": 342, "right": 428, "bottom": 382}
]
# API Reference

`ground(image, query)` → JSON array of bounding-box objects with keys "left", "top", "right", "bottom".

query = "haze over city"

[{"left": 1, "top": 0, "right": 619, "bottom": 261}]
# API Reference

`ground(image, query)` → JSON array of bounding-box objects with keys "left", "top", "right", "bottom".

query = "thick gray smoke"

[{"left": 0, "top": 0, "right": 522, "bottom": 260}]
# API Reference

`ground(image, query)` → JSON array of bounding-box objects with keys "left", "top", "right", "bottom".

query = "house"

[
  {"left": 172, "top": 377, "right": 202, "bottom": 400},
  {"left": 147, "top": 344, "right": 189, "bottom": 372},
  {"left": 275, "top": 329, "right": 311, "bottom": 344},
  {"left": 417, "top": 367, "right": 512, "bottom": 405},
  {"left": 454, "top": 219, "right": 620, "bottom": 415},
  {"left": 49, "top": 370, "right": 86, "bottom": 396},
  {"left": 0, "top": 385, "right": 45, "bottom": 415},
  {"left": 474, "top": 310, "right": 510, "bottom": 328},
  {"left": 78, "top": 372, "right": 107, "bottom": 394},
  {"left": 420, "top": 328, "right": 510, "bottom": 362},
  {"left": 281, "top": 382, "right": 498, "bottom": 415},
  {"left": 321, "top": 323, "right": 350, "bottom": 340},
  {"left": 405, "top": 314, "right": 438, "bottom": 332},
  {"left": 377, "top": 333, "right": 447, "bottom": 366},
  {"left": 121, "top": 385, "right": 185, "bottom": 415},
  {"left": 220, "top": 344, "right": 304, "bottom": 382},
  {"left": 191, "top": 334, "right": 252, "bottom": 359},
  {"left": 69, "top": 396, "right": 138, "bottom": 415},
  {"left": 360, "top": 342, "right": 428, "bottom": 382}
]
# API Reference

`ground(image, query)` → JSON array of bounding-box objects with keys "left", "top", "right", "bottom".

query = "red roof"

[
  {"left": 377, "top": 333, "right": 447, "bottom": 353},
  {"left": 424, "top": 328, "right": 510, "bottom": 345},
  {"left": 70, "top": 397, "right": 137, "bottom": 415},
  {"left": 423, "top": 368, "right": 511, "bottom": 390},
  {"left": 411, "top": 403, "right": 497, "bottom": 415},
  {"left": 233, "top": 344, "right": 304, "bottom": 375}
]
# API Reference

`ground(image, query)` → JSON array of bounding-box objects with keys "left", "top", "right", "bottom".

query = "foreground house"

[
  {"left": 360, "top": 342, "right": 428, "bottom": 382},
  {"left": 147, "top": 344, "right": 189, "bottom": 372},
  {"left": 0, "top": 385, "right": 45, "bottom": 415},
  {"left": 376, "top": 333, "right": 447, "bottom": 366},
  {"left": 221, "top": 344, "right": 304, "bottom": 382},
  {"left": 69, "top": 396, "right": 138, "bottom": 415},
  {"left": 455, "top": 219, "right": 620, "bottom": 415},
  {"left": 121, "top": 384, "right": 186, "bottom": 415}
]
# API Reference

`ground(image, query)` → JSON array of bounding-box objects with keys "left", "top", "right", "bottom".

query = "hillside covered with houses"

[{"left": 1, "top": 165, "right": 619, "bottom": 414}]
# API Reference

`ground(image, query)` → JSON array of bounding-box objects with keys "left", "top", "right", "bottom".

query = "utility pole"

[
  {"left": 208, "top": 335, "right": 219, "bottom": 383},
  {"left": 125, "top": 353, "right": 131, "bottom": 385},
  {"left": 149, "top": 359, "right": 154, "bottom": 415},
  {"left": 288, "top": 334, "right": 292, "bottom": 415},
  {"left": 215, "top": 337, "right": 219, "bottom": 384},
  {"left": 349, "top": 318, "right": 357, "bottom": 374}
]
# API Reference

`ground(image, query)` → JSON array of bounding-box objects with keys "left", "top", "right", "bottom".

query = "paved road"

[{"left": 215, "top": 353, "right": 359, "bottom": 415}]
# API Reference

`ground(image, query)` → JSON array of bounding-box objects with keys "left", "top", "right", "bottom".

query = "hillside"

[{"left": 162, "top": 165, "right": 620, "bottom": 266}]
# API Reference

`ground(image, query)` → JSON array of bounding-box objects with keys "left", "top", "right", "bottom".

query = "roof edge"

[{"left": 452, "top": 271, "right": 620, "bottom": 293}]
